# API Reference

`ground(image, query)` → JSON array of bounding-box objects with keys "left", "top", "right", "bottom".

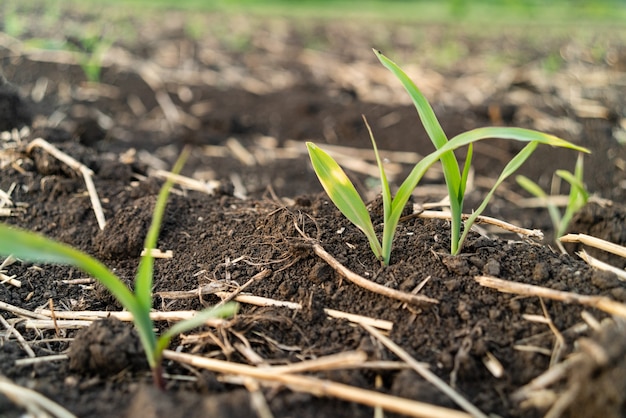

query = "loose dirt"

[{"left": 1, "top": 5, "right": 626, "bottom": 418}]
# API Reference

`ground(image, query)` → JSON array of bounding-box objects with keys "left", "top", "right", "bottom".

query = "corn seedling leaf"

[
  {"left": 457, "top": 142, "right": 538, "bottom": 254},
  {"left": 0, "top": 224, "right": 143, "bottom": 330},
  {"left": 306, "top": 142, "right": 382, "bottom": 259},
  {"left": 555, "top": 153, "right": 588, "bottom": 237},
  {"left": 516, "top": 174, "right": 562, "bottom": 232},
  {"left": 136, "top": 148, "right": 189, "bottom": 316},
  {"left": 363, "top": 117, "right": 393, "bottom": 263},
  {"left": 0, "top": 225, "right": 137, "bottom": 310},
  {"left": 459, "top": 143, "right": 473, "bottom": 199},
  {"left": 374, "top": 49, "right": 464, "bottom": 253}
]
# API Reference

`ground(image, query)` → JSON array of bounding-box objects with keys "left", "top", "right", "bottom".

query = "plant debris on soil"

[{"left": 1, "top": 4, "right": 626, "bottom": 418}]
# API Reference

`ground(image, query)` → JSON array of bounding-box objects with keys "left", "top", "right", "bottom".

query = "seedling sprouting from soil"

[
  {"left": 516, "top": 153, "right": 589, "bottom": 245},
  {"left": 0, "top": 149, "right": 237, "bottom": 389},
  {"left": 307, "top": 49, "right": 590, "bottom": 265},
  {"left": 65, "top": 32, "right": 111, "bottom": 83}
]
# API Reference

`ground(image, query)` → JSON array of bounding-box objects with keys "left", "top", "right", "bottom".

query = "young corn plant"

[
  {"left": 516, "top": 152, "right": 589, "bottom": 242},
  {"left": 307, "top": 49, "right": 590, "bottom": 265},
  {"left": 0, "top": 149, "right": 237, "bottom": 389},
  {"left": 65, "top": 32, "right": 111, "bottom": 83}
]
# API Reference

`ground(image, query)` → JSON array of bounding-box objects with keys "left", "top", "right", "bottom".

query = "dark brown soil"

[{"left": 1, "top": 4, "right": 626, "bottom": 418}]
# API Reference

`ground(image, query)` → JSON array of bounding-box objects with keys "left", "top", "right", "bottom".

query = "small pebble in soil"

[
  {"left": 308, "top": 262, "right": 333, "bottom": 284},
  {"left": 483, "top": 259, "right": 501, "bottom": 276},
  {"left": 590, "top": 269, "right": 621, "bottom": 289},
  {"left": 532, "top": 262, "right": 551, "bottom": 281},
  {"left": 442, "top": 256, "right": 470, "bottom": 275}
]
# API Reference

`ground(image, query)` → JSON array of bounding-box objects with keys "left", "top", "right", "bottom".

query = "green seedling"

[
  {"left": 0, "top": 149, "right": 237, "bottom": 389},
  {"left": 307, "top": 49, "right": 590, "bottom": 265},
  {"left": 516, "top": 152, "right": 588, "bottom": 242},
  {"left": 65, "top": 32, "right": 111, "bottom": 83}
]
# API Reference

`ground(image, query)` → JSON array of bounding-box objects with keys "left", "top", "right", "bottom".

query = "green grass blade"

[
  {"left": 517, "top": 174, "right": 563, "bottom": 238},
  {"left": 516, "top": 174, "right": 548, "bottom": 199},
  {"left": 457, "top": 142, "right": 538, "bottom": 254},
  {"left": 459, "top": 143, "right": 473, "bottom": 199},
  {"left": 135, "top": 148, "right": 190, "bottom": 313},
  {"left": 453, "top": 127, "right": 590, "bottom": 153},
  {"left": 307, "top": 142, "right": 382, "bottom": 259},
  {"left": 363, "top": 117, "right": 393, "bottom": 264},
  {"left": 0, "top": 224, "right": 162, "bottom": 363},
  {"left": 0, "top": 224, "right": 138, "bottom": 311},
  {"left": 382, "top": 127, "right": 587, "bottom": 260},
  {"left": 556, "top": 171, "right": 588, "bottom": 203},
  {"left": 556, "top": 154, "right": 588, "bottom": 237},
  {"left": 374, "top": 49, "right": 464, "bottom": 253},
  {"left": 155, "top": 303, "right": 238, "bottom": 363}
]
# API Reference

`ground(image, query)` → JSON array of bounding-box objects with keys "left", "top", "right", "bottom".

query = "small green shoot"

[
  {"left": 516, "top": 153, "right": 589, "bottom": 243},
  {"left": 0, "top": 149, "right": 237, "bottom": 389},
  {"left": 307, "top": 49, "right": 590, "bottom": 265},
  {"left": 65, "top": 32, "right": 111, "bottom": 83}
]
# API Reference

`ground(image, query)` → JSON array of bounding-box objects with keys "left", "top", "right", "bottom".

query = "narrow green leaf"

[
  {"left": 363, "top": 116, "right": 393, "bottom": 264},
  {"left": 453, "top": 127, "right": 590, "bottom": 153},
  {"left": 135, "top": 148, "right": 190, "bottom": 313},
  {"left": 380, "top": 126, "right": 587, "bottom": 261},
  {"left": 516, "top": 174, "right": 548, "bottom": 198},
  {"left": 556, "top": 153, "right": 588, "bottom": 237},
  {"left": 456, "top": 142, "right": 538, "bottom": 254},
  {"left": 375, "top": 49, "right": 464, "bottom": 253},
  {"left": 556, "top": 171, "right": 588, "bottom": 202},
  {"left": 0, "top": 224, "right": 138, "bottom": 311},
  {"left": 459, "top": 143, "right": 473, "bottom": 200},
  {"left": 307, "top": 142, "right": 382, "bottom": 258},
  {"left": 516, "top": 174, "right": 563, "bottom": 240}
]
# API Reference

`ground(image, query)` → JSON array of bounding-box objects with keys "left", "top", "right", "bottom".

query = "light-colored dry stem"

[
  {"left": 310, "top": 240, "right": 438, "bottom": 306},
  {"left": 362, "top": 323, "right": 489, "bottom": 418},
  {"left": 26, "top": 138, "right": 106, "bottom": 230},
  {"left": 560, "top": 233, "right": 626, "bottom": 258},
  {"left": 415, "top": 210, "right": 543, "bottom": 238},
  {"left": 475, "top": 275, "right": 626, "bottom": 318},
  {"left": 0, "top": 375, "right": 77, "bottom": 418},
  {"left": 163, "top": 349, "right": 471, "bottom": 418},
  {"left": 576, "top": 250, "right": 626, "bottom": 281}
]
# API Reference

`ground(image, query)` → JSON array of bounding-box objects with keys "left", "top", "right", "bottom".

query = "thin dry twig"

[
  {"left": 14, "top": 354, "right": 69, "bottom": 367},
  {"left": 214, "top": 292, "right": 394, "bottom": 330},
  {"left": 294, "top": 219, "right": 438, "bottom": 306},
  {"left": 411, "top": 210, "right": 543, "bottom": 238},
  {"left": 576, "top": 250, "right": 626, "bottom": 282},
  {"left": 153, "top": 169, "right": 225, "bottom": 196},
  {"left": 33, "top": 309, "right": 229, "bottom": 326},
  {"left": 26, "top": 138, "right": 106, "bottom": 230},
  {"left": 362, "top": 324, "right": 489, "bottom": 418},
  {"left": 261, "top": 350, "right": 367, "bottom": 374},
  {"left": 163, "top": 350, "right": 472, "bottom": 418},
  {"left": 0, "top": 272, "right": 20, "bottom": 288},
  {"left": 243, "top": 377, "right": 275, "bottom": 418},
  {"left": 0, "top": 375, "right": 77, "bottom": 418},
  {"left": 475, "top": 275, "right": 626, "bottom": 318},
  {"left": 0, "top": 315, "right": 36, "bottom": 358},
  {"left": 140, "top": 248, "right": 173, "bottom": 259},
  {"left": 216, "top": 269, "right": 271, "bottom": 307},
  {"left": 0, "top": 300, "right": 50, "bottom": 319},
  {"left": 311, "top": 242, "right": 438, "bottom": 305},
  {"left": 560, "top": 233, "right": 626, "bottom": 258}
]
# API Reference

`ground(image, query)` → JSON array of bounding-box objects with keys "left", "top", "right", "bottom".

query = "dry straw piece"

[
  {"left": 26, "top": 138, "right": 106, "bottom": 230},
  {"left": 0, "top": 375, "right": 77, "bottom": 418},
  {"left": 162, "top": 349, "right": 472, "bottom": 418},
  {"left": 475, "top": 275, "right": 626, "bottom": 319}
]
